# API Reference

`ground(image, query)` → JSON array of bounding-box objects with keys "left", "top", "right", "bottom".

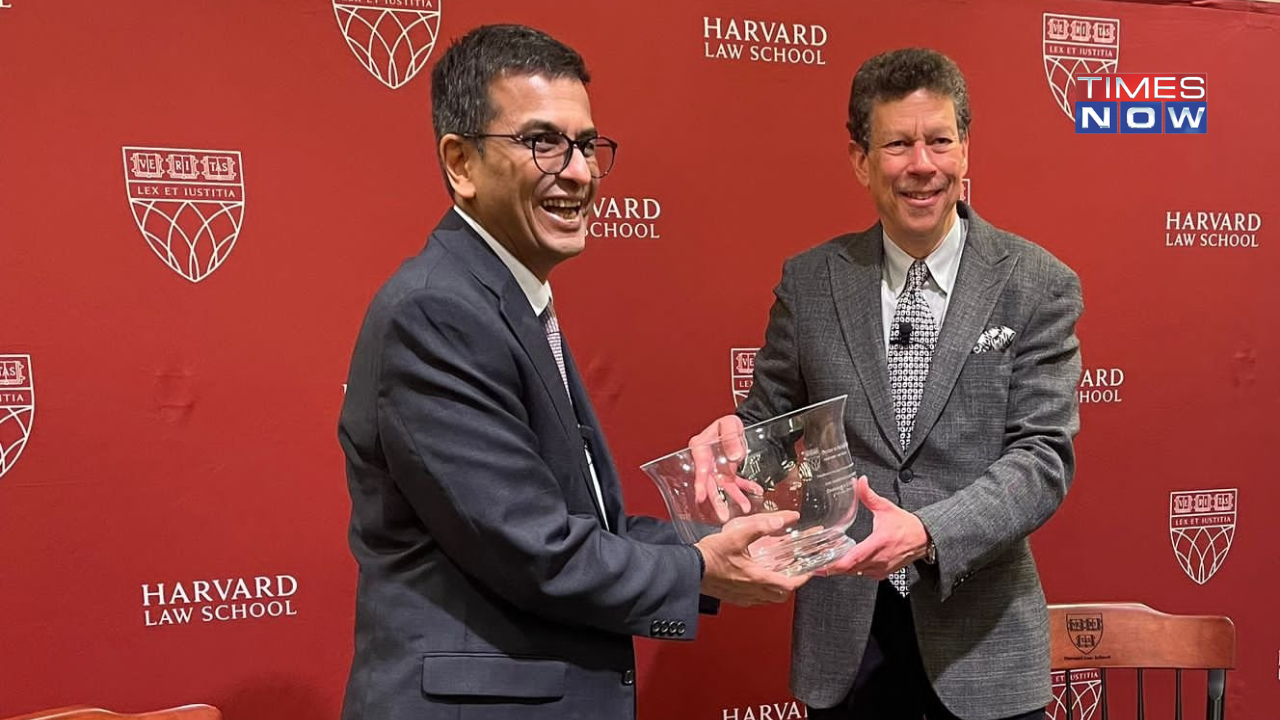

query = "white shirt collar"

[
  {"left": 882, "top": 210, "right": 966, "bottom": 298},
  {"left": 454, "top": 205, "right": 553, "bottom": 316}
]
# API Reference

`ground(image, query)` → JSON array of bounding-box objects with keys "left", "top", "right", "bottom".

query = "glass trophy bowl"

[{"left": 640, "top": 395, "right": 858, "bottom": 576}]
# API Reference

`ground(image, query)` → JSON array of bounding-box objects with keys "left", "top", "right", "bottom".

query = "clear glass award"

[{"left": 641, "top": 395, "right": 858, "bottom": 575}]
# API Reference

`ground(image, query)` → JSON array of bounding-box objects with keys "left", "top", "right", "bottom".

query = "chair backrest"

[
  {"left": 2, "top": 706, "right": 221, "bottom": 720},
  {"left": 1048, "top": 602, "right": 1236, "bottom": 720}
]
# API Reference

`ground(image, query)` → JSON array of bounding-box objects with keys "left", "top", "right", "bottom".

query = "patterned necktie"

[
  {"left": 539, "top": 302, "right": 572, "bottom": 404},
  {"left": 888, "top": 260, "right": 939, "bottom": 449},
  {"left": 539, "top": 301, "right": 612, "bottom": 529},
  {"left": 886, "top": 260, "right": 939, "bottom": 596}
]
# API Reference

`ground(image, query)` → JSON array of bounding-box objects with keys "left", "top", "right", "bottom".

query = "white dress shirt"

[{"left": 881, "top": 211, "right": 968, "bottom": 353}]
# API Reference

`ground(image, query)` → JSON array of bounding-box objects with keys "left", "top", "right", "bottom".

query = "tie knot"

[
  {"left": 540, "top": 302, "right": 559, "bottom": 335},
  {"left": 906, "top": 260, "right": 931, "bottom": 293}
]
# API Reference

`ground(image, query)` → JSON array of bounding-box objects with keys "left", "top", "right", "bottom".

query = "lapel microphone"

[{"left": 893, "top": 321, "right": 913, "bottom": 346}]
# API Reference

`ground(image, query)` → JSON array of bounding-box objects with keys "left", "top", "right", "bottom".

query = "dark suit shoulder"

[
  {"left": 344, "top": 222, "right": 513, "bottom": 410},
  {"left": 368, "top": 226, "right": 502, "bottom": 324}
]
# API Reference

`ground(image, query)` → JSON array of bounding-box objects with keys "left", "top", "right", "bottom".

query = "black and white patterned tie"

[
  {"left": 539, "top": 302, "right": 572, "bottom": 403},
  {"left": 886, "top": 260, "right": 938, "bottom": 596}
]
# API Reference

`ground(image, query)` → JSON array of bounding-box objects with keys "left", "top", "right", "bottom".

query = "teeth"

[
  {"left": 543, "top": 198, "right": 581, "bottom": 209},
  {"left": 541, "top": 198, "right": 582, "bottom": 222}
]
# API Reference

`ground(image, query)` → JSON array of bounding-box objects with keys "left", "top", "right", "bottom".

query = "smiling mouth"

[
  {"left": 900, "top": 189, "right": 943, "bottom": 201},
  {"left": 541, "top": 198, "right": 584, "bottom": 221}
]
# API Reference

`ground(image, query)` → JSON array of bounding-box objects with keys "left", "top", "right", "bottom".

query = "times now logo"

[{"left": 1075, "top": 74, "right": 1206, "bottom": 134}]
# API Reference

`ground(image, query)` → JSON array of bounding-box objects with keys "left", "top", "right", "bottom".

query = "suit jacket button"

[
  {"left": 622, "top": 669, "right": 635, "bottom": 685},
  {"left": 650, "top": 620, "right": 660, "bottom": 634},
  {"left": 676, "top": 621, "right": 687, "bottom": 635},
  {"left": 898, "top": 468, "right": 914, "bottom": 483}
]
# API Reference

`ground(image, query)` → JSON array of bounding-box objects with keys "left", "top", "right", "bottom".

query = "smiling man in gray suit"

[
  {"left": 694, "top": 49, "right": 1083, "bottom": 719},
  {"left": 338, "top": 24, "right": 807, "bottom": 720}
]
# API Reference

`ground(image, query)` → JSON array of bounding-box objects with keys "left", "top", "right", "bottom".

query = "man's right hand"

[
  {"left": 689, "top": 414, "right": 764, "bottom": 523},
  {"left": 695, "top": 510, "right": 810, "bottom": 606}
]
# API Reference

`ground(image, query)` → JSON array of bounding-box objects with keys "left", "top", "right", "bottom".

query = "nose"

[
  {"left": 904, "top": 142, "right": 937, "bottom": 174},
  {"left": 557, "top": 144, "right": 594, "bottom": 184}
]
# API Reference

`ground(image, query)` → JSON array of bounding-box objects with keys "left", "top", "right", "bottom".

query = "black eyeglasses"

[{"left": 463, "top": 131, "right": 617, "bottom": 178}]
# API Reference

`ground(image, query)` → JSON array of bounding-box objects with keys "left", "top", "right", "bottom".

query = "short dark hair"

[
  {"left": 431, "top": 23, "right": 590, "bottom": 142},
  {"left": 846, "top": 48, "right": 971, "bottom": 150}
]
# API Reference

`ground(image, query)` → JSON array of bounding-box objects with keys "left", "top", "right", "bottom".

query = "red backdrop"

[{"left": 1, "top": 1, "right": 1276, "bottom": 718}]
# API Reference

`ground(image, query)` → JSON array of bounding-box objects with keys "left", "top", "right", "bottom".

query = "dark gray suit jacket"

[
  {"left": 339, "top": 210, "right": 705, "bottom": 720},
  {"left": 738, "top": 203, "right": 1082, "bottom": 720}
]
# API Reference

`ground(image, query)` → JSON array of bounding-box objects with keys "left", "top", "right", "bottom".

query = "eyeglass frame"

[{"left": 460, "top": 131, "right": 618, "bottom": 178}]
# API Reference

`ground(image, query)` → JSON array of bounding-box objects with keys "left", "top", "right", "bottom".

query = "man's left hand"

[{"left": 817, "top": 477, "right": 931, "bottom": 578}]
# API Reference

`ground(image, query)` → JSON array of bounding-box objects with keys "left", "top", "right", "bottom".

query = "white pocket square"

[{"left": 972, "top": 326, "right": 1016, "bottom": 353}]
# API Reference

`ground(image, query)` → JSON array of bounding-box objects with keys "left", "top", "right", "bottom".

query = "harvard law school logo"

[
  {"left": 1066, "top": 613, "right": 1104, "bottom": 654},
  {"left": 1049, "top": 669, "right": 1102, "bottom": 720},
  {"left": 731, "top": 348, "right": 758, "bottom": 407},
  {"left": 142, "top": 574, "right": 299, "bottom": 627},
  {"left": 123, "top": 147, "right": 245, "bottom": 283},
  {"left": 0, "top": 355, "right": 35, "bottom": 480},
  {"left": 1043, "top": 13, "right": 1120, "bottom": 121},
  {"left": 334, "top": 0, "right": 441, "bottom": 89},
  {"left": 1170, "top": 488, "right": 1237, "bottom": 585}
]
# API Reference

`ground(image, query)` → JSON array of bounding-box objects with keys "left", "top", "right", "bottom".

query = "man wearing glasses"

[{"left": 338, "top": 24, "right": 805, "bottom": 720}]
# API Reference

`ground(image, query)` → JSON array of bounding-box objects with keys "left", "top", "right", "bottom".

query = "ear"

[
  {"left": 957, "top": 133, "right": 970, "bottom": 179},
  {"left": 848, "top": 140, "right": 871, "bottom": 187},
  {"left": 440, "top": 134, "right": 478, "bottom": 200}
]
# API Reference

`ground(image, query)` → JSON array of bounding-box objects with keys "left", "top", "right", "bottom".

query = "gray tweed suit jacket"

[{"left": 737, "top": 202, "right": 1083, "bottom": 720}]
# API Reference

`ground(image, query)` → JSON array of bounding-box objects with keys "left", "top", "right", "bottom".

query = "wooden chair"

[
  {"left": 1048, "top": 603, "right": 1235, "bottom": 720},
  {"left": 1, "top": 706, "right": 220, "bottom": 720}
]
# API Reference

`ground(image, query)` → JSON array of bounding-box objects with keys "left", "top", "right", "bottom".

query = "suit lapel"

[
  {"left": 433, "top": 210, "right": 581, "bottom": 449},
  {"left": 905, "top": 207, "right": 1017, "bottom": 458},
  {"left": 562, "top": 344, "right": 622, "bottom": 529},
  {"left": 439, "top": 210, "right": 610, "bottom": 529},
  {"left": 830, "top": 230, "right": 901, "bottom": 460},
  {"left": 499, "top": 293, "right": 582, "bottom": 445}
]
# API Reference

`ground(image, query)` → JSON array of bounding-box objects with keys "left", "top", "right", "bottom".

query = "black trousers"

[{"left": 808, "top": 581, "right": 1046, "bottom": 720}]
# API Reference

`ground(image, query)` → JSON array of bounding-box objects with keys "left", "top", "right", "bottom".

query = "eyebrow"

[
  {"left": 876, "top": 127, "right": 957, "bottom": 144},
  {"left": 514, "top": 119, "right": 599, "bottom": 139}
]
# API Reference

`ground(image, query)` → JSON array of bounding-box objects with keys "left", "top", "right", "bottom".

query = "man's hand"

[
  {"left": 817, "top": 477, "right": 930, "bottom": 578},
  {"left": 689, "top": 414, "right": 764, "bottom": 523},
  {"left": 696, "top": 511, "right": 810, "bottom": 606}
]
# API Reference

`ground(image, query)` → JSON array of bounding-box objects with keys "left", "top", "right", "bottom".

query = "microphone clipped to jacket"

[{"left": 891, "top": 321, "right": 913, "bottom": 347}]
